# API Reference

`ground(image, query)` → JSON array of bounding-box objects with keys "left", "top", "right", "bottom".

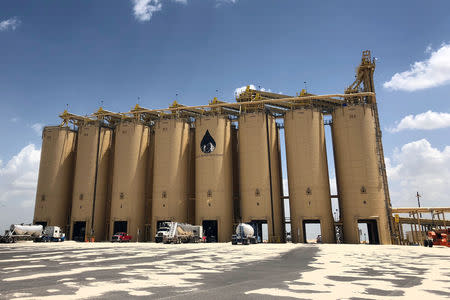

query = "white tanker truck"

[
  {"left": 232, "top": 223, "right": 257, "bottom": 245},
  {"left": 0, "top": 224, "right": 65, "bottom": 243},
  {"left": 155, "top": 222, "right": 203, "bottom": 244},
  {"left": 0, "top": 224, "right": 43, "bottom": 243}
]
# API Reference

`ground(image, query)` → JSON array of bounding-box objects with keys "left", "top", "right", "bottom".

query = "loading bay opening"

[
  {"left": 302, "top": 220, "right": 321, "bottom": 243},
  {"left": 202, "top": 220, "right": 218, "bottom": 242},
  {"left": 113, "top": 221, "right": 127, "bottom": 234},
  {"left": 358, "top": 219, "right": 380, "bottom": 244},
  {"left": 72, "top": 221, "right": 86, "bottom": 242},
  {"left": 250, "top": 220, "right": 268, "bottom": 243}
]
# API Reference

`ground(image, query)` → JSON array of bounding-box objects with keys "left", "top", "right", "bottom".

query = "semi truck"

[
  {"left": 155, "top": 222, "right": 203, "bottom": 244},
  {"left": 232, "top": 223, "right": 257, "bottom": 245},
  {"left": 34, "top": 226, "right": 66, "bottom": 242},
  {"left": 0, "top": 224, "right": 44, "bottom": 243}
]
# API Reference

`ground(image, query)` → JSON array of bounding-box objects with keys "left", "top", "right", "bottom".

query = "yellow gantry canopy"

[{"left": 58, "top": 91, "right": 375, "bottom": 127}]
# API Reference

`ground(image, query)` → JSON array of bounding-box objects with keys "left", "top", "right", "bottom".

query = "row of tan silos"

[
  {"left": 284, "top": 105, "right": 390, "bottom": 244},
  {"left": 34, "top": 103, "right": 390, "bottom": 244}
]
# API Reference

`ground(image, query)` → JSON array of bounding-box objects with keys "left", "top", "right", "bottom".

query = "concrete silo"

[
  {"left": 151, "top": 118, "right": 192, "bottom": 240},
  {"left": 332, "top": 104, "right": 391, "bottom": 244},
  {"left": 70, "top": 124, "right": 113, "bottom": 242},
  {"left": 284, "top": 109, "right": 335, "bottom": 243},
  {"left": 195, "top": 116, "right": 233, "bottom": 242},
  {"left": 238, "top": 112, "right": 284, "bottom": 242},
  {"left": 109, "top": 120, "right": 149, "bottom": 242},
  {"left": 33, "top": 126, "right": 77, "bottom": 233}
]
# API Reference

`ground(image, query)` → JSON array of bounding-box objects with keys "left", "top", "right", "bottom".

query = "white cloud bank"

[
  {"left": 386, "top": 139, "right": 450, "bottom": 208},
  {"left": 0, "top": 144, "right": 41, "bottom": 231},
  {"left": 388, "top": 110, "right": 450, "bottom": 132},
  {"left": 0, "top": 17, "right": 20, "bottom": 31},
  {"left": 234, "top": 84, "right": 272, "bottom": 97},
  {"left": 383, "top": 43, "right": 450, "bottom": 91}
]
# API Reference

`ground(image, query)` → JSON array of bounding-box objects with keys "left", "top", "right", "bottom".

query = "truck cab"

[
  {"left": 34, "top": 226, "right": 65, "bottom": 242},
  {"left": 111, "top": 232, "right": 132, "bottom": 242},
  {"left": 155, "top": 223, "right": 171, "bottom": 243}
]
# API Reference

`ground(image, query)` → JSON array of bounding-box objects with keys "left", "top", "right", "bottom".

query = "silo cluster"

[
  {"left": 33, "top": 104, "right": 391, "bottom": 244},
  {"left": 284, "top": 104, "right": 390, "bottom": 244},
  {"left": 33, "top": 52, "right": 391, "bottom": 244}
]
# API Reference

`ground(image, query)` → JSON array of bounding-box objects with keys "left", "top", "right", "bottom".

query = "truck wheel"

[
  {"left": 424, "top": 240, "right": 428, "bottom": 247},
  {"left": 429, "top": 242, "right": 433, "bottom": 247}
]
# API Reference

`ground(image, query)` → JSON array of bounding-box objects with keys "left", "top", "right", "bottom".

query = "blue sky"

[{"left": 1, "top": 0, "right": 450, "bottom": 231}]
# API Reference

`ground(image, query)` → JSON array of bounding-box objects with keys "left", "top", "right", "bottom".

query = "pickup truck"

[{"left": 111, "top": 232, "right": 132, "bottom": 242}]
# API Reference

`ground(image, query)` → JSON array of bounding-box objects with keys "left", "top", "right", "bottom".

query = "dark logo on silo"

[{"left": 200, "top": 130, "right": 216, "bottom": 154}]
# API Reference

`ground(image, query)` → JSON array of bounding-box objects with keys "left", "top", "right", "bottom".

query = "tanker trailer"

[
  {"left": 0, "top": 224, "right": 44, "bottom": 243},
  {"left": 155, "top": 222, "right": 203, "bottom": 244},
  {"left": 232, "top": 223, "right": 257, "bottom": 245}
]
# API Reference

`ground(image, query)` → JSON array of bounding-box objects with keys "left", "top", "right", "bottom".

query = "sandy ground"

[{"left": 0, "top": 242, "right": 448, "bottom": 299}]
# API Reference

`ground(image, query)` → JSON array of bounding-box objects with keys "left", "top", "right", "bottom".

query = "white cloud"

[
  {"left": 234, "top": 84, "right": 272, "bottom": 97},
  {"left": 0, "top": 17, "right": 20, "bottom": 31},
  {"left": 386, "top": 139, "right": 450, "bottom": 208},
  {"left": 0, "top": 144, "right": 41, "bottom": 231},
  {"left": 132, "top": 0, "right": 238, "bottom": 22},
  {"left": 383, "top": 43, "right": 450, "bottom": 91},
  {"left": 31, "top": 123, "right": 44, "bottom": 136},
  {"left": 388, "top": 110, "right": 450, "bottom": 132},
  {"left": 132, "top": 0, "right": 163, "bottom": 22},
  {"left": 131, "top": 0, "right": 188, "bottom": 22}
]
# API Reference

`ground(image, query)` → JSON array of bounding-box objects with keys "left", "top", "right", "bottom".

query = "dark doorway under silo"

[
  {"left": 113, "top": 221, "right": 128, "bottom": 235},
  {"left": 358, "top": 219, "right": 380, "bottom": 244},
  {"left": 72, "top": 221, "right": 86, "bottom": 242},
  {"left": 202, "top": 220, "right": 218, "bottom": 242}
]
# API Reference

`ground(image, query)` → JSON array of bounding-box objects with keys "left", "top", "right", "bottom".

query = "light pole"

[{"left": 417, "top": 192, "right": 422, "bottom": 218}]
